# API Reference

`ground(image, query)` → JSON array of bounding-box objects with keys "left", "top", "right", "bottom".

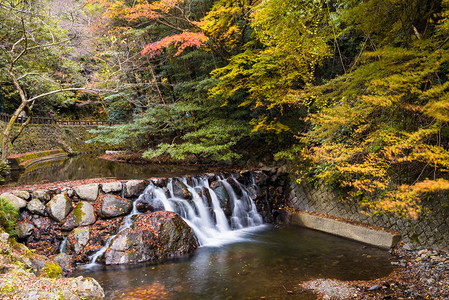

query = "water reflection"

[
  {"left": 78, "top": 226, "right": 393, "bottom": 299},
  {"left": 6, "top": 154, "right": 212, "bottom": 186}
]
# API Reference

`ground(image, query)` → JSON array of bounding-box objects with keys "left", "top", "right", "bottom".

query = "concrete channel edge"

[{"left": 289, "top": 211, "right": 402, "bottom": 249}]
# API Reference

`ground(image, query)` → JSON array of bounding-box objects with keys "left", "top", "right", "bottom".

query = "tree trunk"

[{"left": 1, "top": 102, "right": 27, "bottom": 163}]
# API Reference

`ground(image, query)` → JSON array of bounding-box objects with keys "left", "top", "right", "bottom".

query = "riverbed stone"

[
  {"left": 53, "top": 253, "right": 75, "bottom": 273},
  {"left": 32, "top": 190, "right": 51, "bottom": 203},
  {"left": 67, "top": 227, "right": 91, "bottom": 255},
  {"left": 124, "top": 180, "right": 147, "bottom": 197},
  {"left": 210, "top": 181, "right": 232, "bottom": 216},
  {"left": 47, "top": 194, "right": 73, "bottom": 222},
  {"left": 74, "top": 184, "right": 99, "bottom": 202},
  {"left": 135, "top": 198, "right": 155, "bottom": 213},
  {"left": 10, "top": 190, "right": 31, "bottom": 200},
  {"left": 27, "top": 199, "right": 46, "bottom": 215},
  {"left": 101, "top": 182, "right": 123, "bottom": 194},
  {"left": 0, "top": 232, "right": 9, "bottom": 243},
  {"left": 16, "top": 221, "right": 35, "bottom": 238},
  {"left": 97, "top": 193, "right": 132, "bottom": 218},
  {"left": 72, "top": 276, "right": 105, "bottom": 300},
  {"left": 226, "top": 177, "right": 243, "bottom": 197},
  {"left": 104, "top": 211, "right": 198, "bottom": 265},
  {"left": 1, "top": 192, "right": 27, "bottom": 209},
  {"left": 62, "top": 202, "right": 96, "bottom": 230},
  {"left": 171, "top": 178, "right": 192, "bottom": 200}
]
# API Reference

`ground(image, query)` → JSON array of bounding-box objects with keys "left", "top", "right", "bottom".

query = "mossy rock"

[
  {"left": 38, "top": 261, "right": 62, "bottom": 279},
  {"left": 61, "top": 201, "right": 96, "bottom": 230}
]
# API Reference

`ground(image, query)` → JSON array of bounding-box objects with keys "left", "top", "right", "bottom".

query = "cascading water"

[
  {"left": 85, "top": 173, "right": 265, "bottom": 265},
  {"left": 146, "top": 174, "right": 265, "bottom": 247},
  {"left": 59, "top": 236, "right": 68, "bottom": 254}
]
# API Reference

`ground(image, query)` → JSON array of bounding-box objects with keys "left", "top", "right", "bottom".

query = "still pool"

[{"left": 76, "top": 226, "right": 394, "bottom": 299}]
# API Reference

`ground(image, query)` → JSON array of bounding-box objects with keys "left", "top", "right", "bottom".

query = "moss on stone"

[
  {"left": 73, "top": 202, "right": 86, "bottom": 224},
  {"left": 0, "top": 282, "right": 16, "bottom": 294},
  {"left": 39, "top": 262, "right": 63, "bottom": 279}
]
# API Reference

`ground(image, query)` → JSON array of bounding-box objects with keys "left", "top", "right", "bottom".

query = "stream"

[
  {"left": 77, "top": 226, "right": 393, "bottom": 299},
  {"left": 74, "top": 175, "right": 393, "bottom": 299},
  {"left": 6, "top": 153, "right": 209, "bottom": 186}
]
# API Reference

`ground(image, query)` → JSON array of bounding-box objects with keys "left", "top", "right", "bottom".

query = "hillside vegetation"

[{"left": 2, "top": 0, "right": 449, "bottom": 217}]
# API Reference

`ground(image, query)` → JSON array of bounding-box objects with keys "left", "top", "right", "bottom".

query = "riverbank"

[
  {"left": 0, "top": 228, "right": 104, "bottom": 299},
  {"left": 301, "top": 242, "right": 449, "bottom": 299}
]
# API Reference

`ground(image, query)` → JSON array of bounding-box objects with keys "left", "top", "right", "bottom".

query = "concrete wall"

[{"left": 288, "top": 180, "right": 449, "bottom": 251}]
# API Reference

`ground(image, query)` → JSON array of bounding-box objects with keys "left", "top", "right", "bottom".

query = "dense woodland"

[{"left": 1, "top": 0, "right": 449, "bottom": 217}]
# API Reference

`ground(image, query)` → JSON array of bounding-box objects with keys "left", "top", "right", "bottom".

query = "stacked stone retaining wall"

[
  {"left": 0, "top": 123, "right": 110, "bottom": 155},
  {"left": 288, "top": 180, "right": 449, "bottom": 251}
]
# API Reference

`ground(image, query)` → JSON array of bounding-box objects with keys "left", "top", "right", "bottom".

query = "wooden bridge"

[{"left": 0, "top": 112, "right": 115, "bottom": 126}]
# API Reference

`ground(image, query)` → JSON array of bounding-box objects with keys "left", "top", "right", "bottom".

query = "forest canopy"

[{"left": 2, "top": 0, "right": 449, "bottom": 217}]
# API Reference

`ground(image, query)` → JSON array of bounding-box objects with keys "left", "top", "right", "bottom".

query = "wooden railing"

[{"left": 0, "top": 112, "right": 115, "bottom": 126}]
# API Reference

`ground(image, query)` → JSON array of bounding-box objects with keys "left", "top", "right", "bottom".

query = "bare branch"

[
  {"left": 28, "top": 87, "right": 101, "bottom": 103},
  {"left": 10, "top": 19, "right": 28, "bottom": 67},
  {"left": 17, "top": 72, "right": 53, "bottom": 82}
]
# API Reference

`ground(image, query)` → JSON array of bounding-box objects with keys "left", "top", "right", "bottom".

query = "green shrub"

[{"left": 0, "top": 197, "right": 19, "bottom": 236}]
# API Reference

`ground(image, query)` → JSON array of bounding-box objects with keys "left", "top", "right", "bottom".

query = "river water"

[
  {"left": 6, "top": 154, "right": 210, "bottom": 186},
  {"left": 77, "top": 226, "right": 393, "bottom": 299}
]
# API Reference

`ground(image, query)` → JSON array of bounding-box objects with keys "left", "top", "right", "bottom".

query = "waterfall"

[
  {"left": 84, "top": 173, "right": 265, "bottom": 266},
  {"left": 150, "top": 175, "right": 265, "bottom": 247},
  {"left": 59, "top": 236, "right": 68, "bottom": 254}
]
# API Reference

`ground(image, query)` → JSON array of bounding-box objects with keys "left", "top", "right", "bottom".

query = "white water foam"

[{"left": 155, "top": 175, "right": 265, "bottom": 247}]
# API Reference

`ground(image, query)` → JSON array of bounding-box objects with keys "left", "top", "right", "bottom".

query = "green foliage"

[
  {"left": 84, "top": 0, "right": 449, "bottom": 218},
  {"left": 0, "top": 0, "right": 85, "bottom": 117},
  {"left": 297, "top": 0, "right": 449, "bottom": 217},
  {"left": 0, "top": 197, "right": 19, "bottom": 236},
  {"left": 210, "top": 0, "right": 331, "bottom": 134}
]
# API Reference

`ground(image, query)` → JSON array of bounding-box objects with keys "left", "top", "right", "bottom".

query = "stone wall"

[
  {"left": 0, "top": 123, "right": 110, "bottom": 155},
  {"left": 3, "top": 170, "right": 288, "bottom": 268},
  {"left": 288, "top": 180, "right": 449, "bottom": 251}
]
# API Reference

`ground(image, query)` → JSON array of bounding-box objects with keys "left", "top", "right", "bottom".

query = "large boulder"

[
  {"left": 46, "top": 194, "right": 72, "bottom": 222},
  {"left": 101, "top": 182, "right": 123, "bottom": 194},
  {"left": 74, "top": 184, "right": 99, "bottom": 202},
  {"left": 61, "top": 202, "right": 96, "bottom": 230},
  {"left": 53, "top": 253, "right": 75, "bottom": 273},
  {"left": 16, "top": 221, "right": 35, "bottom": 238},
  {"left": 171, "top": 178, "right": 192, "bottom": 200},
  {"left": 104, "top": 211, "right": 198, "bottom": 265},
  {"left": 96, "top": 194, "right": 132, "bottom": 219},
  {"left": 124, "top": 180, "right": 147, "bottom": 197},
  {"left": 1, "top": 192, "right": 27, "bottom": 209},
  {"left": 27, "top": 199, "right": 45, "bottom": 215},
  {"left": 67, "top": 227, "right": 91, "bottom": 255},
  {"left": 71, "top": 276, "right": 105, "bottom": 300},
  {"left": 10, "top": 190, "right": 30, "bottom": 200},
  {"left": 32, "top": 190, "right": 51, "bottom": 203},
  {"left": 210, "top": 181, "right": 232, "bottom": 216}
]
